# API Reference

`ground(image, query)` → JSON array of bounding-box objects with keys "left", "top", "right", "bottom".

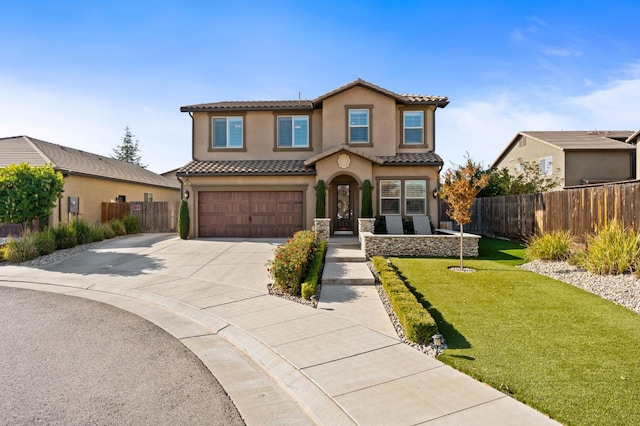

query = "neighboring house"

[
  {"left": 0, "top": 136, "right": 181, "bottom": 228},
  {"left": 177, "top": 78, "right": 449, "bottom": 238},
  {"left": 492, "top": 131, "right": 639, "bottom": 189}
]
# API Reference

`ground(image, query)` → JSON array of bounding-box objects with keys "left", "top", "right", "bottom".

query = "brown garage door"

[{"left": 198, "top": 191, "right": 304, "bottom": 238}]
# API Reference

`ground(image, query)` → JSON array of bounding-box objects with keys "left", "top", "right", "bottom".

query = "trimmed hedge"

[
  {"left": 301, "top": 240, "right": 327, "bottom": 300},
  {"left": 372, "top": 256, "right": 438, "bottom": 343}
]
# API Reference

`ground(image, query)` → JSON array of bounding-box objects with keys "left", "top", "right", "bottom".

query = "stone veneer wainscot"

[{"left": 360, "top": 230, "right": 480, "bottom": 258}]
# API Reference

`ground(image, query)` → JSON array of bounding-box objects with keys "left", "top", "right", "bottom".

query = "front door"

[{"left": 335, "top": 183, "right": 353, "bottom": 231}]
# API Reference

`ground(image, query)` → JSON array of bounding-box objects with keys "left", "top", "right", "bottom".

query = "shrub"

[
  {"left": 53, "top": 223, "right": 77, "bottom": 250},
  {"left": 122, "top": 214, "right": 139, "bottom": 234},
  {"left": 267, "top": 230, "right": 316, "bottom": 296},
  {"left": 4, "top": 230, "right": 39, "bottom": 263},
  {"left": 372, "top": 256, "right": 438, "bottom": 344},
  {"left": 109, "top": 219, "right": 126, "bottom": 236},
  {"left": 71, "top": 218, "right": 93, "bottom": 245},
  {"left": 301, "top": 240, "right": 327, "bottom": 300},
  {"left": 525, "top": 230, "right": 575, "bottom": 261},
  {"left": 98, "top": 222, "right": 116, "bottom": 240},
  {"left": 315, "top": 180, "right": 326, "bottom": 218},
  {"left": 576, "top": 221, "right": 640, "bottom": 275},
  {"left": 33, "top": 227, "right": 56, "bottom": 256},
  {"left": 361, "top": 179, "right": 373, "bottom": 218},
  {"left": 178, "top": 199, "right": 189, "bottom": 239}
]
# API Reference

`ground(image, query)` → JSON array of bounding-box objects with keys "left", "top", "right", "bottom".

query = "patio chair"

[
  {"left": 385, "top": 215, "right": 404, "bottom": 234},
  {"left": 413, "top": 215, "right": 432, "bottom": 235}
]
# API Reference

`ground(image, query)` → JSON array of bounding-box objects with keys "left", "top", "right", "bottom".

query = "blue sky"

[{"left": 1, "top": 1, "right": 639, "bottom": 173}]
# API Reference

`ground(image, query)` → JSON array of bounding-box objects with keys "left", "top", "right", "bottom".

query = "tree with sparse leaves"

[
  {"left": 112, "top": 125, "right": 147, "bottom": 168},
  {"left": 0, "top": 163, "right": 64, "bottom": 228},
  {"left": 439, "top": 155, "right": 489, "bottom": 270},
  {"left": 477, "top": 162, "right": 563, "bottom": 197}
]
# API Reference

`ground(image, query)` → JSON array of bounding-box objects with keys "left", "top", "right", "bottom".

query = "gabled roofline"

[{"left": 304, "top": 144, "right": 384, "bottom": 166}]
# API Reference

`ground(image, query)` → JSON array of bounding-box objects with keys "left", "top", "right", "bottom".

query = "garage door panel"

[{"left": 198, "top": 191, "right": 303, "bottom": 238}]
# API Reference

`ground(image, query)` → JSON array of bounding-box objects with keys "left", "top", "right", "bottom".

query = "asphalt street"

[{"left": 0, "top": 286, "right": 245, "bottom": 425}]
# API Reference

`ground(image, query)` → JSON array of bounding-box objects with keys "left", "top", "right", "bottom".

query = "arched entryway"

[{"left": 330, "top": 175, "right": 359, "bottom": 235}]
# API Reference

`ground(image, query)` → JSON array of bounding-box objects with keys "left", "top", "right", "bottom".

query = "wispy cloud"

[
  {"left": 437, "top": 64, "right": 640, "bottom": 168},
  {"left": 541, "top": 47, "right": 582, "bottom": 57}
]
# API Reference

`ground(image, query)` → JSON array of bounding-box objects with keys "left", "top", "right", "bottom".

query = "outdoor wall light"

[
  {"left": 311, "top": 294, "right": 318, "bottom": 309},
  {"left": 432, "top": 188, "right": 440, "bottom": 199},
  {"left": 183, "top": 190, "right": 190, "bottom": 199}
]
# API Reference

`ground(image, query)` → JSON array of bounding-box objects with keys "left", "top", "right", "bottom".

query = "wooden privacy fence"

[
  {"left": 101, "top": 201, "right": 179, "bottom": 233},
  {"left": 455, "top": 181, "right": 640, "bottom": 241}
]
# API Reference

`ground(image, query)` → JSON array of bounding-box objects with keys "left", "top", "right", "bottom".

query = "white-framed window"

[
  {"left": 278, "top": 116, "right": 309, "bottom": 148},
  {"left": 403, "top": 111, "right": 424, "bottom": 145},
  {"left": 349, "top": 109, "right": 369, "bottom": 143},
  {"left": 405, "top": 180, "right": 426, "bottom": 215},
  {"left": 212, "top": 117, "right": 243, "bottom": 148},
  {"left": 540, "top": 156, "right": 553, "bottom": 176},
  {"left": 380, "top": 179, "right": 401, "bottom": 215}
]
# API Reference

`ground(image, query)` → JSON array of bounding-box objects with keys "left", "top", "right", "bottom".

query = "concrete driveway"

[{"left": 0, "top": 234, "right": 561, "bottom": 426}]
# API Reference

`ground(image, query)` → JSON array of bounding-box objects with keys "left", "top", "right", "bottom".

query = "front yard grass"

[{"left": 390, "top": 238, "right": 640, "bottom": 426}]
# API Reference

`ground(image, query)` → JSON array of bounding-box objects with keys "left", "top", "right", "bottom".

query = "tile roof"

[
  {"left": 180, "top": 79, "right": 449, "bottom": 112},
  {"left": 177, "top": 159, "right": 316, "bottom": 176},
  {"left": 0, "top": 136, "right": 180, "bottom": 189},
  {"left": 378, "top": 152, "right": 444, "bottom": 165},
  {"left": 520, "top": 131, "right": 636, "bottom": 150},
  {"left": 180, "top": 100, "right": 314, "bottom": 112},
  {"left": 177, "top": 152, "right": 442, "bottom": 177}
]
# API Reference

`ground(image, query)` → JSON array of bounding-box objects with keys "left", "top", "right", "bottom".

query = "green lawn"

[{"left": 390, "top": 238, "right": 640, "bottom": 426}]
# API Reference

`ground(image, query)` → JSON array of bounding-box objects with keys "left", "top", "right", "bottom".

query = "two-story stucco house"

[
  {"left": 176, "top": 79, "right": 448, "bottom": 238},
  {"left": 492, "top": 130, "right": 639, "bottom": 190}
]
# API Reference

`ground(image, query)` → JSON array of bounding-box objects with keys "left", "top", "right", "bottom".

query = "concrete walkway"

[{"left": 0, "top": 234, "right": 561, "bottom": 425}]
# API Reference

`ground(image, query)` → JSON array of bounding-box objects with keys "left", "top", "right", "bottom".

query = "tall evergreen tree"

[{"left": 112, "top": 125, "right": 146, "bottom": 168}]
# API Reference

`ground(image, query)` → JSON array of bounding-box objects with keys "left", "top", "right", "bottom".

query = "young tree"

[
  {"left": 439, "top": 156, "right": 489, "bottom": 269},
  {"left": 178, "top": 199, "right": 190, "bottom": 239},
  {"left": 0, "top": 163, "right": 64, "bottom": 228},
  {"left": 112, "top": 125, "right": 147, "bottom": 168},
  {"left": 361, "top": 179, "right": 373, "bottom": 218}
]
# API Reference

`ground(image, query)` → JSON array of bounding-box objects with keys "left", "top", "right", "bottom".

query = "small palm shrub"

[
  {"left": 53, "top": 223, "right": 77, "bottom": 250},
  {"left": 3, "top": 230, "right": 39, "bottom": 263},
  {"left": 267, "top": 230, "right": 316, "bottom": 296},
  {"left": 525, "top": 230, "right": 575, "bottom": 261},
  {"left": 122, "top": 214, "right": 139, "bottom": 234},
  {"left": 109, "top": 219, "right": 126, "bottom": 236},
  {"left": 71, "top": 218, "right": 93, "bottom": 245},
  {"left": 33, "top": 227, "right": 56, "bottom": 256},
  {"left": 576, "top": 221, "right": 640, "bottom": 275}
]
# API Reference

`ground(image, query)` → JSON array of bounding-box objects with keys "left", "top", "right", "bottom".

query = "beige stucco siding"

[
  {"left": 321, "top": 86, "right": 398, "bottom": 156},
  {"left": 192, "top": 110, "right": 323, "bottom": 161},
  {"left": 52, "top": 175, "right": 180, "bottom": 227},
  {"left": 494, "top": 136, "right": 566, "bottom": 187},
  {"left": 565, "top": 151, "right": 633, "bottom": 186}
]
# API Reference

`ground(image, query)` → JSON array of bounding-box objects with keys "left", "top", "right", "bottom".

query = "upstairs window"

[
  {"left": 349, "top": 109, "right": 369, "bottom": 144},
  {"left": 212, "top": 117, "right": 243, "bottom": 148},
  {"left": 380, "top": 179, "right": 401, "bottom": 215},
  {"left": 403, "top": 111, "right": 424, "bottom": 145},
  {"left": 278, "top": 116, "right": 309, "bottom": 148}
]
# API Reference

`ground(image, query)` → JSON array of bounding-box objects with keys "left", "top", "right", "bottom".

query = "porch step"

[
  {"left": 325, "top": 244, "right": 366, "bottom": 263},
  {"left": 321, "top": 261, "right": 375, "bottom": 286}
]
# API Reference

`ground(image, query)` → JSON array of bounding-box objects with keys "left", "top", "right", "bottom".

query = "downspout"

[{"left": 189, "top": 112, "right": 195, "bottom": 161}]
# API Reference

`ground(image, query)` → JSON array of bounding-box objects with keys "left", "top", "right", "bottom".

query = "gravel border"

[{"left": 519, "top": 259, "right": 640, "bottom": 315}]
